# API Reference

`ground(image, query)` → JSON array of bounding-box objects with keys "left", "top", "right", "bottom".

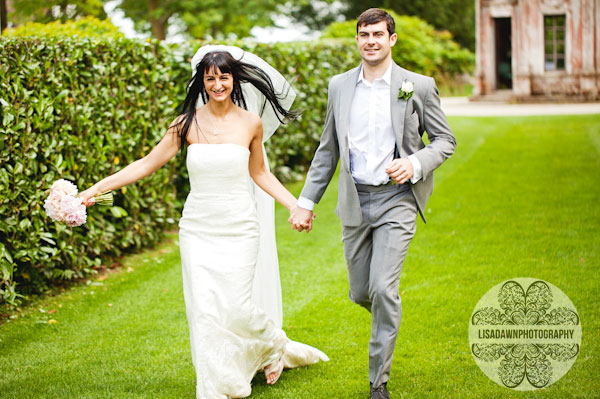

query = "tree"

[
  {"left": 4, "top": 15, "right": 124, "bottom": 38},
  {"left": 286, "top": 0, "right": 343, "bottom": 34},
  {"left": 116, "top": 0, "right": 284, "bottom": 41},
  {"left": 1, "top": 0, "right": 8, "bottom": 34},
  {"left": 290, "top": 0, "right": 475, "bottom": 50},
  {"left": 8, "top": 0, "right": 107, "bottom": 24}
]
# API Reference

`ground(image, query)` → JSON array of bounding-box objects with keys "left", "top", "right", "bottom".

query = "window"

[{"left": 544, "top": 15, "right": 566, "bottom": 71}]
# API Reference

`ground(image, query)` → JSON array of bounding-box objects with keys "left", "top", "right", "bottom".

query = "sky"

[{"left": 103, "top": 0, "right": 319, "bottom": 43}]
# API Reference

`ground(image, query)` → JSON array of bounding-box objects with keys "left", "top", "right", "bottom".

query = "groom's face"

[{"left": 356, "top": 21, "right": 397, "bottom": 67}]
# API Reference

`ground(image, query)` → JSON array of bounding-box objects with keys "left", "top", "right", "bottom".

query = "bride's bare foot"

[{"left": 264, "top": 358, "right": 283, "bottom": 385}]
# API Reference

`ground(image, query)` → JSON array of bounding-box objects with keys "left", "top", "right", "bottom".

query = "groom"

[{"left": 290, "top": 8, "right": 456, "bottom": 399}]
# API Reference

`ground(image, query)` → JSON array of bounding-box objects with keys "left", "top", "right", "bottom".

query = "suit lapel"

[
  {"left": 339, "top": 66, "right": 361, "bottom": 162},
  {"left": 391, "top": 63, "right": 408, "bottom": 154}
]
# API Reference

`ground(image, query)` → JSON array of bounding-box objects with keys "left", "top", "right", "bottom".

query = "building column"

[
  {"left": 578, "top": 0, "right": 598, "bottom": 97},
  {"left": 513, "top": 0, "right": 537, "bottom": 96},
  {"left": 475, "top": 0, "right": 489, "bottom": 95}
]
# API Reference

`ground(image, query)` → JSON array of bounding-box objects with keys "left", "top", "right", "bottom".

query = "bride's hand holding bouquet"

[{"left": 79, "top": 185, "right": 111, "bottom": 208}]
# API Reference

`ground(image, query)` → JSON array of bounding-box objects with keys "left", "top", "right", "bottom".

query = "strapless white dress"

[{"left": 179, "top": 143, "right": 328, "bottom": 399}]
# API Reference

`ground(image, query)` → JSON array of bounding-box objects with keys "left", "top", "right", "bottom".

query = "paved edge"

[{"left": 441, "top": 97, "right": 600, "bottom": 116}]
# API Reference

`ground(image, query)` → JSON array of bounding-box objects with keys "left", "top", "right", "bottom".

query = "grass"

[{"left": 1, "top": 114, "right": 599, "bottom": 398}]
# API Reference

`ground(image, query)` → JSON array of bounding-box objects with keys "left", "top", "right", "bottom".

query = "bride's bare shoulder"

[
  {"left": 237, "top": 107, "right": 262, "bottom": 127},
  {"left": 166, "top": 114, "right": 186, "bottom": 134}
]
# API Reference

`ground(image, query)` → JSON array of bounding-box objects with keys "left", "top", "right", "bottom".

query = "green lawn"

[{"left": 1, "top": 114, "right": 599, "bottom": 398}]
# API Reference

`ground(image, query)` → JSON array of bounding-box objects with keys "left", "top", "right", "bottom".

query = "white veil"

[{"left": 190, "top": 45, "right": 296, "bottom": 329}]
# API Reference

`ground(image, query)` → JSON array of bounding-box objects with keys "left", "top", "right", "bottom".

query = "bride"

[{"left": 80, "top": 45, "right": 327, "bottom": 398}]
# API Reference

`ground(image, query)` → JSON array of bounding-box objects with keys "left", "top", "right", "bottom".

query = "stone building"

[{"left": 474, "top": 0, "right": 599, "bottom": 99}]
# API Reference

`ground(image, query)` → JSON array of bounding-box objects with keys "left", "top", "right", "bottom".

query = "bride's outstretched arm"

[
  {"left": 79, "top": 122, "right": 180, "bottom": 206},
  {"left": 248, "top": 117, "right": 297, "bottom": 211},
  {"left": 248, "top": 116, "right": 315, "bottom": 232}
]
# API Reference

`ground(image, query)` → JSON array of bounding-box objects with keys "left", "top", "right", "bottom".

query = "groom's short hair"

[{"left": 356, "top": 8, "right": 395, "bottom": 36}]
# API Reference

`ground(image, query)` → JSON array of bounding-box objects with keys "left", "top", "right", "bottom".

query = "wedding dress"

[
  {"left": 191, "top": 44, "right": 296, "bottom": 329},
  {"left": 179, "top": 143, "right": 328, "bottom": 399}
]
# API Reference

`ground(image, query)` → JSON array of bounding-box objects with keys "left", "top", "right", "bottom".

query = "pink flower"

[
  {"left": 65, "top": 207, "right": 87, "bottom": 227},
  {"left": 50, "top": 179, "right": 78, "bottom": 197},
  {"left": 44, "top": 192, "right": 65, "bottom": 221},
  {"left": 45, "top": 179, "right": 87, "bottom": 227}
]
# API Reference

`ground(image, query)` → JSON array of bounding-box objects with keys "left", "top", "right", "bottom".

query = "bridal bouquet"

[{"left": 44, "top": 179, "right": 113, "bottom": 227}]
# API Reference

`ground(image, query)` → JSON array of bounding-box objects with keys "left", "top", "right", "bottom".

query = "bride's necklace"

[{"left": 206, "top": 111, "right": 231, "bottom": 136}]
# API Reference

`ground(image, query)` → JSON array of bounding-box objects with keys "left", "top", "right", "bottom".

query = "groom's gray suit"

[{"left": 299, "top": 62, "right": 455, "bottom": 386}]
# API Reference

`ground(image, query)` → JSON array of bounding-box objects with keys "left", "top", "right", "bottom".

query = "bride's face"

[{"left": 203, "top": 66, "right": 234, "bottom": 103}]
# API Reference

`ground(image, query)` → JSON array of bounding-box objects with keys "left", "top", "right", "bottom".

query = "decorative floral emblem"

[
  {"left": 398, "top": 80, "right": 414, "bottom": 101},
  {"left": 469, "top": 278, "right": 581, "bottom": 390}
]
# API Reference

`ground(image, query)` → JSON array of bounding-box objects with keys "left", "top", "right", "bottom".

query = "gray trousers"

[{"left": 342, "top": 183, "right": 417, "bottom": 387}]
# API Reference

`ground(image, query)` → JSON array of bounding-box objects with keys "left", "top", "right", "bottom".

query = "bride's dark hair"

[{"left": 175, "top": 51, "right": 299, "bottom": 150}]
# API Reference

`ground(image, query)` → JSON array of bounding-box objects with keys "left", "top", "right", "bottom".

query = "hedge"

[
  {"left": 0, "top": 36, "right": 473, "bottom": 305},
  {"left": 0, "top": 37, "right": 183, "bottom": 305}
]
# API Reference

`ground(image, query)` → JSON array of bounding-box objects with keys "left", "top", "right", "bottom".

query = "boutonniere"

[{"left": 398, "top": 80, "right": 414, "bottom": 101}]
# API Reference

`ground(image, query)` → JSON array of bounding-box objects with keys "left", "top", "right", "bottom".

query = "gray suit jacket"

[{"left": 300, "top": 62, "right": 456, "bottom": 226}]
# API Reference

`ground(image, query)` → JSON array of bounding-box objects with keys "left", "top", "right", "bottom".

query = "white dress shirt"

[
  {"left": 349, "top": 62, "right": 396, "bottom": 185},
  {"left": 297, "top": 62, "right": 422, "bottom": 211}
]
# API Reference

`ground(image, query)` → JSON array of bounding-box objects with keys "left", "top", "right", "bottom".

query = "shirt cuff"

[
  {"left": 297, "top": 196, "right": 315, "bottom": 211},
  {"left": 408, "top": 154, "right": 423, "bottom": 183}
]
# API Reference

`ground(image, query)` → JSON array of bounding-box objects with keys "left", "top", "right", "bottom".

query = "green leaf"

[
  {"left": 19, "top": 219, "right": 31, "bottom": 229},
  {"left": 109, "top": 206, "right": 128, "bottom": 218}
]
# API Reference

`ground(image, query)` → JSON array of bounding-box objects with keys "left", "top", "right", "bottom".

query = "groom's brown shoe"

[{"left": 370, "top": 382, "right": 390, "bottom": 399}]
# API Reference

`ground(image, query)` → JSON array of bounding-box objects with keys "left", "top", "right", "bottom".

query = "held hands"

[
  {"left": 288, "top": 206, "right": 316, "bottom": 233},
  {"left": 385, "top": 158, "right": 414, "bottom": 184}
]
